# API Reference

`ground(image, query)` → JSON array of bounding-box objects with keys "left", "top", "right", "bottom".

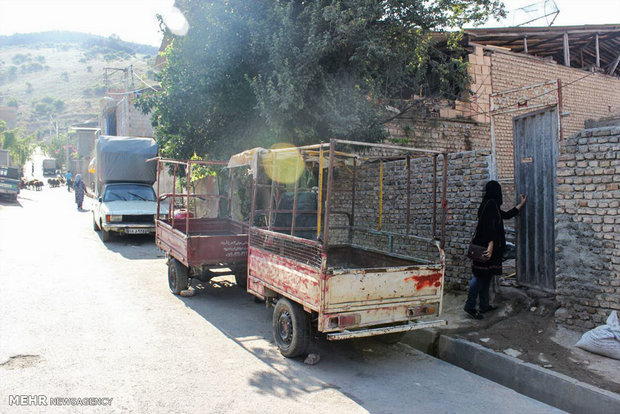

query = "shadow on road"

[
  {"left": 174, "top": 277, "right": 397, "bottom": 412},
  {"left": 0, "top": 198, "right": 23, "bottom": 207},
  {"left": 98, "top": 233, "right": 164, "bottom": 260}
]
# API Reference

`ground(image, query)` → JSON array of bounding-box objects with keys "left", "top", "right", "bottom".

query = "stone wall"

[
  {"left": 555, "top": 125, "right": 620, "bottom": 330},
  {"left": 386, "top": 116, "right": 490, "bottom": 153},
  {"left": 329, "top": 150, "right": 492, "bottom": 288}
]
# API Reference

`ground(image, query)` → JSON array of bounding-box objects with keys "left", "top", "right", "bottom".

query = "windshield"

[{"left": 103, "top": 184, "right": 156, "bottom": 202}]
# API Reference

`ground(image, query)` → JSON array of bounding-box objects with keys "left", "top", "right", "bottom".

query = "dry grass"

[{"left": 0, "top": 43, "right": 154, "bottom": 134}]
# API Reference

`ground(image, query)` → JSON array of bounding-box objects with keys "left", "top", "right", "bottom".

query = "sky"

[{"left": 0, "top": 0, "right": 618, "bottom": 47}]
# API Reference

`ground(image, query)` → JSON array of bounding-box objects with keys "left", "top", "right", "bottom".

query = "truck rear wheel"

[
  {"left": 168, "top": 258, "right": 189, "bottom": 295},
  {"left": 273, "top": 298, "right": 310, "bottom": 358}
]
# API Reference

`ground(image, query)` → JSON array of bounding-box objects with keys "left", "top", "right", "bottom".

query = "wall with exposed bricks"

[
  {"left": 328, "top": 150, "right": 493, "bottom": 288},
  {"left": 385, "top": 116, "right": 490, "bottom": 153},
  {"left": 487, "top": 49, "right": 620, "bottom": 181},
  {"left": 554, "top": 125, "right": 620, "bottom": 330}
]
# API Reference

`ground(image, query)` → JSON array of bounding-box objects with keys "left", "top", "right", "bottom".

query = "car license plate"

[{"left": 126, "top": 228, "right": 151, "bottom": 234}]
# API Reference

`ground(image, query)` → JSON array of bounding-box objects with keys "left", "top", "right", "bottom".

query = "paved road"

[{"left": 0, "top": 186, "right": 564, "bottom": 413}]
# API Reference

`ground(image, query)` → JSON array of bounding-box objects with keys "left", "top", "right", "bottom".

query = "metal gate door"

[{"left": 513, "top": 107, "right": 558, "bottom": 292}]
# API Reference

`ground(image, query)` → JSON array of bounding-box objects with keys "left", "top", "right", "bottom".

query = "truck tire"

[
  {"left": 273, "top": 298, "right": 310, "bottom": 358},
  {"left": 168, "top": 258, "right": 189, "bottom": 295},
  {"left": 235, "top": 266, "right": 248, "bottom": 289}
]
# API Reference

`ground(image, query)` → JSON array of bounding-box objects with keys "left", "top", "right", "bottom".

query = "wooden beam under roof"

[
  {"left": 608, "top": 52, "right": 620, "bottom": 75},
  {"left": 596, "top": 33, "right": 600, "bottom": 67},
  {"left": 524, "top": 33, "right": 565, "bottom": 52},
  {"left": 563, "top": 32, "right": 571, "bottom": 67}
]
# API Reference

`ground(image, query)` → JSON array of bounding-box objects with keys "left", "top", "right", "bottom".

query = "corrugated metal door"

[{"left": 513, "top": 107, "right": 558, "bottom": 292}]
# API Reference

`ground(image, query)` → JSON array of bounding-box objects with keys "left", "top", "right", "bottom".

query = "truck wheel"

[
  {"left": 376, "top": 332, "right": 406, "bottom": 344},
  {"left": 273, "top": 298, "right": 310, "bottom": 358},
  {"left": 235, "top": 267, "right": 247, "bottom": 289},
  {"left": 168, "top": 258, "right": 189, "bottom": 295}
]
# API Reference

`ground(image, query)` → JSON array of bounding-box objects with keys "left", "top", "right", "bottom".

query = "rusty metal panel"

[
  {"left": 248, "top": 247, "right": 321, "bottom": 311},
  {"left": 326, "top": 319, "right": 447, "bottom": 340},
  {"left": 513, "top": 107, "right": 558, "bottom": 291},
  {"left": 189, "top": 235, "right": 247, "bottom": 267},
  {"left": 156, "top": 220, "right": 189, "bottom": 266},
  {"left": 325, "top": 267, "right": 444, "bottom": 312}
]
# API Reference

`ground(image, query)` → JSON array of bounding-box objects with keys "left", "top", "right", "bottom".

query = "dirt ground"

[{"left": 438, "top": 290, "right": 620, "bottom": 394}]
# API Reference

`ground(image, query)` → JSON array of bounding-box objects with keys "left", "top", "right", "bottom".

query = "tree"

[
  {"left": 1, "top": 127, "right": 36, "bottom": 166},
  {"left": 139, "top": 0, "right": 504, "bottom": 160}
]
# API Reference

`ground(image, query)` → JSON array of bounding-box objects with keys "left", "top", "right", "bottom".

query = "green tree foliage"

[
  {"left": 139, "top": 0, "right": 504, "bottom": 159},
  {"left": 1, "top": 127, "right": 36, "bottom": 166},
  {"left": 33, "top": 96, "right": 65, "bottom": 115}
]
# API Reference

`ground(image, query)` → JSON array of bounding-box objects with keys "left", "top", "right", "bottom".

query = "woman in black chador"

[{"left": 464, "top": 181, "right": 527, "bottom": 319}]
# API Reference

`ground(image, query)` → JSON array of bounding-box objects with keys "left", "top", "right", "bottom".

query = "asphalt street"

[{"left": 0, "top": 174, "right": 564, "bottom": 413}]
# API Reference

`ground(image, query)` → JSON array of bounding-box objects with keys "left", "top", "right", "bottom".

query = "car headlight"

[{"left": 106, "top": 214, "right": 122, "bottom": 222}]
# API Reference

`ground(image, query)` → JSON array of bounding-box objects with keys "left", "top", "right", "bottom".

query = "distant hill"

[
  {"left": 0, "top": 31, "right": 158, "bottom": 55},
  {"left": 0, "top": 31, "right": 158, "bottom": 138}
]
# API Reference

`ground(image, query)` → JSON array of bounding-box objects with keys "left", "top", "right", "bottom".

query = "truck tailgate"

[{"left": 325, "top": 266, "right": 443, "bottom": 312}]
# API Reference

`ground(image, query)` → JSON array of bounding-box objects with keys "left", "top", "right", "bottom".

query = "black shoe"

[
  {"left": 464, "top": 308, "right": 483, "bottom": 319},
  {"left": 479, "top": 305, "right": 498, "bottom": 314}
]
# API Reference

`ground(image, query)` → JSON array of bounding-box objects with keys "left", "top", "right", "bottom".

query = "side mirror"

[{"left": 98, "top": 197, "right": 102, "bottom": 203}]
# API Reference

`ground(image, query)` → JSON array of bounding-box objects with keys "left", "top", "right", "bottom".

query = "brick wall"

[
  {"left": 555, "top": 125, "right": 620, "bottom": 330},
  {"left": 488, "top": 50, "right": 620, "bottom": 181},
  {"left": 329, "top": 150, "right": 493, "bottom": 288},
  {"left": 386, "top": 116, "right": 490, "bottom": 153}
]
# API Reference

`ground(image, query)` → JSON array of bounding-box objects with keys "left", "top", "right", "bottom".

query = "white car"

[{"left": 92, "top": 182, "right": 168, "bottom": 242}]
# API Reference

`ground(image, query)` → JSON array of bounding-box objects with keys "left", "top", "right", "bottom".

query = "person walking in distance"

[
  {"left": 73, "top": 174, "right": 87, "bottom": 210},
  {"left": 464, "top": 181, "right": 527, "bottom": 319},
  {"left": 65, "top": 171, "right": 73, "bottom": 192}
]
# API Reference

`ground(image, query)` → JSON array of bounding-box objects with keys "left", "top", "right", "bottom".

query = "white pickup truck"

[{"left": 92, "top": 182, "right": 167, "bottom": 242}]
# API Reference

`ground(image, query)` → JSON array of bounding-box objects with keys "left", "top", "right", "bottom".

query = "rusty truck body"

[
  {"left": 155, "top": 158, "right": 249, "bottom": 294},
  {"left": 238, "top": 140, "right": 449, "bottom": 357}
]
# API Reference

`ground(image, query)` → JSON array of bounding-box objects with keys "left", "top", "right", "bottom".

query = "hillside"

[{"left": 0, "top": 31, "right": 158, "bottom": 138}]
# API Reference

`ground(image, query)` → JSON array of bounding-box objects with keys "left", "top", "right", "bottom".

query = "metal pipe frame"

[
  {"left": 333, "top": 139, "right": 442, "bottom": 155},
  {"left": 322, "top": 140, "right": 335, "bottom": 249},
  {"left": 291, "top": 154, "right": 301, "bottom": 237}
]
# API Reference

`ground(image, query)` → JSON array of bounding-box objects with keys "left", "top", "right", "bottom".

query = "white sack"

[{"left": 575, "top": 311, "right": 620, "bottom": 360}]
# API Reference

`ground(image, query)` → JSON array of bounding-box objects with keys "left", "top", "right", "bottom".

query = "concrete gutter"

[{"left": 435, "top": 335, "right": 620, "bottom": 414}]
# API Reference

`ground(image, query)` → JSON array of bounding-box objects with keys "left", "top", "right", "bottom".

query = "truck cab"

[
  {"left": 0, "top": 166, "right": 20, "bottom": 202},
  {"left": 92, "top": 182, "right": 167, "bottom": 242}
]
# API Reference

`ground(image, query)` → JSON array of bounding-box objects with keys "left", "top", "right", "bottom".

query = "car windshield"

[{"left": 103, "top": 184, "right": 156, "bottom": 202}]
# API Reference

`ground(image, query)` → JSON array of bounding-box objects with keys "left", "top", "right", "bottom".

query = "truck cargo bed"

[{"left": 156, "top": 217, "right": 248, "bottom": 268}]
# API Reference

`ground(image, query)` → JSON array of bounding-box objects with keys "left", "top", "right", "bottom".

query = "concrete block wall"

[
  {"left": 555, "top": 126, "right": 620, "bottom": 330},
  {"left": 328, "top": 150, "right": 492, "bottom": 288},
  {"left": 116, "top": 97, "right": 154, "bottom": 138}
]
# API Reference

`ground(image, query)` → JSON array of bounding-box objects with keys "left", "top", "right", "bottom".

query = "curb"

[{"left": 437, "top": 335, "right": 620, "bottom": 414}]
